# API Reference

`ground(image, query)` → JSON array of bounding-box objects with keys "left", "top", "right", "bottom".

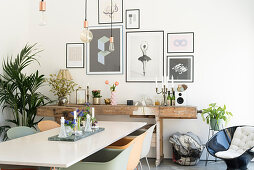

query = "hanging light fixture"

[
  {"left": 109, "top": 0, "right": 115, "bottom": 52},
  {"left": 80, "top": 0, "right": 93, "bottom": 43},
  {"left": 39, "top": 0, "right": 46, "bottom": 26}
]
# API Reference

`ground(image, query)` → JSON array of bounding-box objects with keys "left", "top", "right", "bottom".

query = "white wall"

[
  {"left": 0, "top": 0, "right": 31, "bottom": 128},
  {"left": 1, "top": 0, "right": 254, "bottom": 159}
]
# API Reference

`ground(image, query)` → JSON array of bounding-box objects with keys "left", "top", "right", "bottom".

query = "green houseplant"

[
  {"left": 0, "top": 44, "right": 51, "bottom": 140},
  {"left": 47, "top": 73, "right": 79, "bottom": 106},
  {"left": 201, "top": 103, "right": 233, "bottom": 131},
  {"left": 92, "top": 90, "right": 102, "bottom": 105}
]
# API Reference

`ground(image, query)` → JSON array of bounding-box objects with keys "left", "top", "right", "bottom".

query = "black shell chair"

[{"left": 206, "top": 126, "right": 254, "bottom": 170}]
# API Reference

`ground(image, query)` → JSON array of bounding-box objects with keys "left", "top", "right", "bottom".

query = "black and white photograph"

[
  {"left": 126, "top": 31, "right": 164, "bottom": 82},
  {"left": 86, "top": 25, "right": 123, "bottom": 75},
  {"left": 167, "top": 32, "right": 194, "bottom": 53},
  {"left": 126, "top": 9, "right": 140, "bottom": 29},
  {"left": 66, "top": 43, "right": 84, "bottom": 68},
  {"left": 98, "top": 0, "right": 123, "bottom": 24},
  {"left": 167, "top": 55, "right": 194, "bottom": 82}
]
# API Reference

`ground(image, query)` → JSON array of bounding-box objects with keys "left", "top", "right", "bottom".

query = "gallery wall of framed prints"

[{"left": 65, "top": 1, "right": 195, "bottom": 83}]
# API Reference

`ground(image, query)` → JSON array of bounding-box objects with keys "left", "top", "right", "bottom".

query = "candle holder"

[
  {"left": 86, "top": 85, "right": 90, "bottom": 104},
  {"left": 156, "top": 85, "right": 168, "bottom": 106}
]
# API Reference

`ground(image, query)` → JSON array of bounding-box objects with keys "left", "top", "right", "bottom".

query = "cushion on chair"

[{"left": 215, "top": 127, "right": 254, "bottom": 159}]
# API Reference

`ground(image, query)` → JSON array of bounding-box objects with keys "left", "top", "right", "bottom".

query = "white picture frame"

[
  {"left": 86, "top": 25, "right": 123, "bottom": 75},
  {"left": 167, "top": 55, "right": 194, "bottom": 83},
  {"left": 98, "top": 0, "right": 123, "bottom": 24},
  {"left": 126, "top": 9, "right": 140, "bottom": 29},
  {"left": 167, "top": 32, "right": 194, "bottom": 53},
  {"left": 66, "top": 43, "right": 84, "bottom": 68},
  {"left": 126, "top": 31, "right": 164, "bottom": 82}
]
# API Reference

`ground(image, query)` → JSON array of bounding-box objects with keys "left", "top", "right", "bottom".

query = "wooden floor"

[{"left": 141, "top": 159, "right": 254, "bottom": 170}]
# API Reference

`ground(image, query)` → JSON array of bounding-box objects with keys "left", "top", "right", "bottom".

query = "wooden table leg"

[{"left": 155, "top": 116, "right": 163, "bottom": 167}]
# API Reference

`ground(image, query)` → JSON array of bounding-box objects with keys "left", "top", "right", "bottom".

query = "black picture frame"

[
  {"left": 167, "top": 55, "right": 194, "bottom": 83},
  {"left": 126, "top": 9, "right": 140, "bottom": 29},
  {"left": 66, "top": 43, "right": 84, "bottom": 68},
  {"left": 126, "top": 31, "right": 165, "bottom": 83},
  {"left": 98, "top": 0, "right": 123, "bottom": 24},
  {"left": 167, "top": 32, "right": 194, "bottom": 53}
]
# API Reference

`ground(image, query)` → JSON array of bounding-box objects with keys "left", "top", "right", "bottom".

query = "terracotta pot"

[{"left": 93, "top": 97, "right": 101, "bottom": 105}]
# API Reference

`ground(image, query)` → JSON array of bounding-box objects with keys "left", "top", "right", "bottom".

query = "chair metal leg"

[
  {"left": 145, "top": 157, "right": 150, "bottom": 170},
  {"left": 139, "top": 161, "right": 143, "bottom": 170}
]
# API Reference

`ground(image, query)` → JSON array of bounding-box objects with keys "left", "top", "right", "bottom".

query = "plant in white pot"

[{"left": 201, "top": 103, "right": 233, "bottom": 131}]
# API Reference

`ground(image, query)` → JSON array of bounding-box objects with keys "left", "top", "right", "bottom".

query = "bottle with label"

[
  {"left": 167, "top": 91, "right": 171, "bottom": 106},
  {"left": 171, "top": 90, "right": 175, "bottom": 106}
]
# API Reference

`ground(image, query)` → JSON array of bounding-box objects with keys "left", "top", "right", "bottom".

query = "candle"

[
  {"left": 166, "top": 75, "right": 169, "bottom": 89},
  {"left": 161, "top": 76, "right": 164, "bottom": 88},
  {"left": 171, "top": 75, "right": 174, "bottom": 89},
  {"left": 87, "top": 83, "right": 90, "bottom": 87},
  {"left": 155, "top": 77, "right": 158, "bottom": 88},
  {"left": 91, "top": 107, "right": 95, "bottom": 118},
  {"left": 73, "top": 111, "right": 77, "bottom": 120}
]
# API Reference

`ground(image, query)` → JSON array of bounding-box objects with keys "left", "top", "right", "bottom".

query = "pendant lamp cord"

[
  {"left": 85, "top": 0, "right": 88, "bottom": 21},
  {"left": 110, "top": 0, "right": 113, "bottom": 37}
]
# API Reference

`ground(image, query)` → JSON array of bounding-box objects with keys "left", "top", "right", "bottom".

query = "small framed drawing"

[
  {"left": 86, "top": 25, "right": 123, "bottom": 75},
  {"left": 98, "top": 0, "right": 123, "bottom": 24},
  {"left": 167, "top": 32, "right": 194, "bottom": 53},
  {"left": 126, "top": 9, "right": 140, "bottom": 29},
  {"left": 167, "top": 55, "right": 194, "bottom": 83},
  {"left": 66, "top": 43, "right": 84, "bottom": 68},
  {"left": 126, "top": 31, "right": 164, "bottom": 82},
  {"left": 76, "top": 89, "right": 86, "bottom": 105}
]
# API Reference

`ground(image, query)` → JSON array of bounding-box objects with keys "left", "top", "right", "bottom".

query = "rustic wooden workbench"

[{"left": 37, "top": 104, "right": 197, "bottom": 166}]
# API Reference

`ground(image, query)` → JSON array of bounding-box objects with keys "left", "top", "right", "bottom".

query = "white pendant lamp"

[
  {"left": 39, "top": 0, "right": 46, "bottom": 26},
  {"left": 109, "top": 0, "right": 115, "bottom": 52}
]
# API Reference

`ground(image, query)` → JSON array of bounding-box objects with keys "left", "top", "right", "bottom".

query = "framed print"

[
  {"left": 167, "top": 55, "right": 194, "bottom": 83},
  {"left": 76, "top": 89, "right": 86, "bottom": 105},
  {"left": 66, "top": 43, "right": 84, "bottom": 68},
  {"left": 126, "top": 9, "right": 140, "bottom": 29},
  {"left": 98, "top": 0, "right": 123, "bottom": 24},
  {"left": 126, "top": 31, "right": 164, "bottom": 82},
  {"left": 86, "top": 25, "right": 123, "bottom": 75},
  {"left": 167, "top": 32, "right": 194, "bottom": 53}
]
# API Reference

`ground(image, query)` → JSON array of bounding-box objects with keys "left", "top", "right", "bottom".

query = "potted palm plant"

[
  {"left": 0, "top": 44, "right": 51, "bottom": 140},
  {"left": 201, "top": 103, "right": 233, "bottom": 131}
]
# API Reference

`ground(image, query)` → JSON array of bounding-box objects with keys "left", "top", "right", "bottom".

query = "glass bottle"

[
  {"left": 172, "top": 90, "right": 175, "bottom": 106},
  {"left": 167, "top": 91, "right": 171, "bottom": 106}
]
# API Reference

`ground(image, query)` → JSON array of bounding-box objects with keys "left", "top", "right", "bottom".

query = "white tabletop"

[{"left": 0, "top": 121, "right": 146, "bottom": 168}]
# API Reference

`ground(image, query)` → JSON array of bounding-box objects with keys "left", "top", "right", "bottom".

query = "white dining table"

[{"left": 0, "top": 121, "right": 146, "bottom": 168}]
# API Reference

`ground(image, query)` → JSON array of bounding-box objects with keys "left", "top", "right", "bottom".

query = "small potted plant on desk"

[
  {"left": 92, "top": 90, "right": 102, "bottom": 105},
  {"left": 201, "top": 103, "right": 233, "bottom": 131}
]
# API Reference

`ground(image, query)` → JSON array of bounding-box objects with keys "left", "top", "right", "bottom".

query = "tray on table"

[{"left": 48, "top": 128, "right": 105, "bottom": 142}]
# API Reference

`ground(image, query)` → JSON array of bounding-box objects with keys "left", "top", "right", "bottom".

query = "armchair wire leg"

[
  {"left": 139, "top": 161, "right": 143, "bottom": 170},
  {"left": 145, "top": 157, "right": 150, "bottom": 170}
]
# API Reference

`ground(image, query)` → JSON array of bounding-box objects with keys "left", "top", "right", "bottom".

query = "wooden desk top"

[{"left": 37, "top": 104, "right": 197, "bottom": 121}]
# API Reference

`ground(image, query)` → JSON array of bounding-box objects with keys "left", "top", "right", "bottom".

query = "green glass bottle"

[
  {"left": 167, "top": 91, "right": 171, "bottom": 106},
  {"left": 172, "top": 90, "right": 175, "bottom": 106}
]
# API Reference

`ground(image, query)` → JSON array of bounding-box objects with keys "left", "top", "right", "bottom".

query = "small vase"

[
  {"left": 58, "top": 96, "right": 68, "bottom": 106},
  {"left": 77, "top": 117, "right": 82, "bottom": 131},
  {"left": 111, "top": 91, "right": 117, "bottom": 105},
  {"left": 93, "top": 97, "right": 101, "bottom": 105},
  {"left": 210, "top": 119, "right": 223, "bottom": 131}
]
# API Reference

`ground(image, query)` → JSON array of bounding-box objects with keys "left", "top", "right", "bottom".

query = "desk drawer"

[{"left": 159, "top": 107, "right": 197, "bottom": 119}]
